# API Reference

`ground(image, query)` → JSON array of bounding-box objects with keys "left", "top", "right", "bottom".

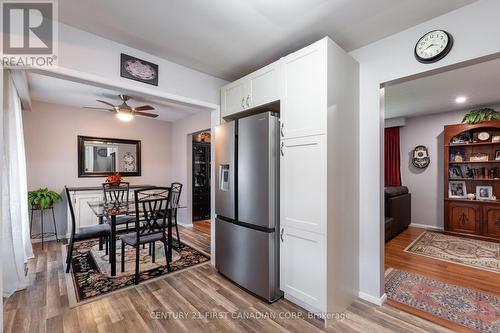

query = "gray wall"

[{"left": 23, "top": 101, "right": 173, "bottom": 238}]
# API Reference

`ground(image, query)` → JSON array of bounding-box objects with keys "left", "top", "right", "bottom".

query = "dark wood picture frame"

[
  {"left": 77, "top": 135, "right": 142, "bottom": 177},
  {"left": 120, "top": 53, "right": 158, "bottom": 86}
]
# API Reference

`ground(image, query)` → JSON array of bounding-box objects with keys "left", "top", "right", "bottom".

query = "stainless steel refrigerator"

[{"left": 215, "top": 111, "right": 282, "bottom": 302}]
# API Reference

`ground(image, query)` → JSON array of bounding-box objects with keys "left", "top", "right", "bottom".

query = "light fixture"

[
  {"left": 455, "top": 96, "right": 467, "bottom": 104},
  {"left": 116, "top": 111, "right": 134, "bottom": 122}
]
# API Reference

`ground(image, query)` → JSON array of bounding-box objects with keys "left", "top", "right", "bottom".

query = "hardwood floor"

[
  {"left": 385, "top": 226, "right": 500, "bottom": 332},
  {"left": 179, "top": 224, "right": 210, "bottom": 254},
  {"left": 192, "top": 220, "right": 211, "bottom": 236},
  {"left": 3, "top": 227, "right": 454, "bottom": 333}
]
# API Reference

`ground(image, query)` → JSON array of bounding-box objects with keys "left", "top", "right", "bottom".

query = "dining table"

[{"left": 87, "top": 200, "right": 185, "bottom": 277}]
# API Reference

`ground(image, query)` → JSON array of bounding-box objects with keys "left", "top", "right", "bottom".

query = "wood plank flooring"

[
  {"left": 3, "top": 226, "right": 454, "bottom": 333},
  {"left": 178, "top": 224, "right": 210, "bottom": 254},
  {"left": 192, "top": 220, "right": 211, "bottom": 236},
  {"left": 384, "top": 226, "right": 500, "bottom": 332}
]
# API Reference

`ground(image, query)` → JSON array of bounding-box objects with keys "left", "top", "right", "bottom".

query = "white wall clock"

[{"left": 414, "top": 30, "right": 453, "bottom": 64}]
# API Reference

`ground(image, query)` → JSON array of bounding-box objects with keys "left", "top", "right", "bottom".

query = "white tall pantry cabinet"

[{"left": 220, "top": 37, "right": 359, "bottom": 324}]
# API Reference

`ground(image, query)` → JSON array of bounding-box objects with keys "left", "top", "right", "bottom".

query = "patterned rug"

[
  {"left": 385, "top": 269, "right": 500, "bottom": 333},
  {"left": 405, "top": 231, "right": 500, "bottom": 273},
  {"left": 67, "top": 238, "right": 209, "bottom": 303}
]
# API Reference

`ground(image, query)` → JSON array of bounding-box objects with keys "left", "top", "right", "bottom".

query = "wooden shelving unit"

[{"left": 444, "top": 120, "right": 500, "bottom": 242}]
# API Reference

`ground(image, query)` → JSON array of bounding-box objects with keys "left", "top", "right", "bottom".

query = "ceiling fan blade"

[
  {"left": 83, "top": 106, "right": 115, "bottom": 112},
  {"left": 96, "top": 99, "right": 116, "bottom": 108},
  {"left": 134, "top": 105, "right": 155, "bottom": 111},
  {"left": 134, "top": 111, "right": 159, "bottom": 118}
]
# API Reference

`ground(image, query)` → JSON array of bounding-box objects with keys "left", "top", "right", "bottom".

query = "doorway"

[
  {"left": 191, "top": 130, "right": 211, "bottom": 237},
  {"left": 382, "top": 55, "right": 500, "bottom": 332}
]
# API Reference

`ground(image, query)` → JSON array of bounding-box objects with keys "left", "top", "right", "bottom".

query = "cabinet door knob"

[
  {"left": 280, "top": 228, "right": 284, "bottom": 242},
  {"left": 241, "top": 97, "right": 245, "bottom": 108},
  {"left": 246, "top": 95, "right": 251, "bottom": 107},
  {"left": 280, "top": 142, "right": 284, "bottom": 156},
  {"left": 280, "top": 122, "right": 284, "bottom": 137}
]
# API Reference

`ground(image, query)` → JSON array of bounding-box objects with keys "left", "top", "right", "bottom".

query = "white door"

[
  {"left": 280, "top": 226, "right": 326, "bottom": 312},
  {"left": 72, "top": 191, "right": 103, "bottom": 228},
  {"left": 248, "top": 61, "right": 281, "bottom": 108},
  {"left": 221, "top": 79, "right": 248, "bottom": 118},
  {"left": 280, "top": 135, "right": 326, "bottom": 235},
  {"left": 281, "top": 39, "right": 327, "bottom": 139}
]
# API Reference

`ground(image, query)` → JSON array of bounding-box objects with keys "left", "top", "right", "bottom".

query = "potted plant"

[
  {"left": 462, "top": 108, "right": 500, "bottom": 124},
  {"left": 28, "top": 188, "right": 62, "bottom": 209}
]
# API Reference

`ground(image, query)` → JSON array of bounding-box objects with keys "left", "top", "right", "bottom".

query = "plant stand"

[{"left": 30, "top": 205, "right": 59, "bottom": 249}]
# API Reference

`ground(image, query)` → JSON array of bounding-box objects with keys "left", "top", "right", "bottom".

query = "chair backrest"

[
  {"left": 102, "top": 182, "right": 130, "bottom": 206},
  {"left": 134, "top": 187, "right": 172, "bottom": 239},
  {"left": 170, "top": 182, "right": 183, "bottom": 206},
  {"left": 65, "top": 186, "right": 76, "bottom": 237}
]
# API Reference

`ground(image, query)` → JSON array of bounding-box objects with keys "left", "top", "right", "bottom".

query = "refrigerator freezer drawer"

[{"left": 215, "top": 218, "right": 281, "bottom": 302}]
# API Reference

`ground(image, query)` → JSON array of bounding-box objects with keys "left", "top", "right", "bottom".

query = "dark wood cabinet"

[
  {"left": 192, "top": 142, "right": 211, "bottom": 220},
  {"left": 444, "top": 121, "right": 500, "bottom": 242},
  {"left": 445, "top": 201, "right": 479, "bottom": 234}
]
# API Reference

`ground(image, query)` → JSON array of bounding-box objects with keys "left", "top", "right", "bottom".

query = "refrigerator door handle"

[{"left": 280, "top": 228, "right": 284, "bottom": 242}]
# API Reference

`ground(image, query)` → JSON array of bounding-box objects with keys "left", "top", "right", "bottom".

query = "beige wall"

[{"left": 23, "top": 100, "right": 172, "bottom": 236}]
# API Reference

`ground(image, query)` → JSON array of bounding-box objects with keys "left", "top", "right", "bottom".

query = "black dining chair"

[
  {"left": 119, "top": 187, "right": 172, "bottom": 284},
  {"left": 170, "top": 182, "right": 183, "bottom": 247},
  {"left": 65, "top": 186, "right": 111, "bottom": 273},
  {"left": 102, "top": 182, "right": 135, "bottom": 232}
]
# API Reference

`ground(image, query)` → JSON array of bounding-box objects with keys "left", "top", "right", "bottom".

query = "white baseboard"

[
  {"left": 358, "top": 291, "right": 387, "bottom": 306},
  {"left": 284, "top": 293, "right": 324, "bottom": 316},
  {"left": 178, "top": 222, "right": 193, "bottom": 228},
  {"left": 409, "top": 223, "right": 443, "bottom": 231}
]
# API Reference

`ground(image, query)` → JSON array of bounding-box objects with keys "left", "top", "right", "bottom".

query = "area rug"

[
  {"left": 405, "top": 231, "right": 500, "bottom": 273},
  {"left": 385, "top": 269, "right": 500, "bottom": 333},
  {"left": 66, "top": 238, "right": 209, "bottom": 304}
]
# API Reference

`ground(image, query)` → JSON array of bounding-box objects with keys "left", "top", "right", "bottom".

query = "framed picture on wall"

[
  {"left": 448, "top": 181, "right": 467, "bottom": 199},
  {"left": 120, "top": 53, "right": 159, "bottom": 86}
]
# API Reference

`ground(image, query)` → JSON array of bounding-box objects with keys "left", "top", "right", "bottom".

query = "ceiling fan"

[{"left": 83, "top": 94, "right": 159, "bottom": 121}]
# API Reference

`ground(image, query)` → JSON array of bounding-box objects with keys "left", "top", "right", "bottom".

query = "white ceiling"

[
  {"left": 385, "top": 56, "right": 500, "bottom": 119},
  {"left": 58, "top": 0, "right": 476, "bottom": 80},
  {"left": 27, "top": 72, "right": 210, "bottom": 122}
]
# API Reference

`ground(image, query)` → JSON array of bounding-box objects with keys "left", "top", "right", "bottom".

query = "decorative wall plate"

[{"left": 478, "top": 132, "right": 490, "bottom": 141}]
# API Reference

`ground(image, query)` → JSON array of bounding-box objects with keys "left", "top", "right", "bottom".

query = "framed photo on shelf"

[
  {"left": 470, "top": 153, "right": 489, "bottom": 162},
  {"left": 476, "top": 185, "right": 493, "bottom": 200},
  {"left": 449, "top": 148, "right": 465, "bottom": 162},
  {"left": 448, "top": 166, "right": 463, "bottom": 179},
  {"left": 495, "top": 150, "right": 500, "bottom": 160},
  {"left": 448, "top": 181, "right": 467, "bottom": 199},
  {"left": 492, "top": 135, "right": 500, "bottom": 143}
]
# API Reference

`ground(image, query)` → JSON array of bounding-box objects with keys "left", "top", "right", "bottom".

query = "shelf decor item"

[
  {"left": 470, "top": 153, "right": 489, "bottom": 162},
  {"left": 461, "top": 108, "right": 500, "bottom": 124},
  {"left": 450, "top": 132, "right": 471, "bottom": 144},
  {"left": 28, "top": 188, "right": 61, "bottom": 209},
  {"left": 448, "top": 166, "right": 463, "bottom": 179},
  {"left": 476, "top": 185, "right": 493, "bottom": 201},
  {"left": 477, "top": 131, "right": 491, "bottom": 141},
  {"left": 448, "top": 181, "right": 467, "bottom": 199}
]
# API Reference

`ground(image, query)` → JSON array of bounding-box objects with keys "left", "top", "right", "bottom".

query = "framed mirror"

[{"left": 77, "top": 136, "right": 141, "bottom": 177}]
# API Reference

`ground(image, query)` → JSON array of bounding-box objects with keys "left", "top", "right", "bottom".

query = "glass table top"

[{"left": 87, "top": 200, "right": 186, "bottom": 218}]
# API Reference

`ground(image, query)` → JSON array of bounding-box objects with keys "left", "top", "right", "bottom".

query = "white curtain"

[{"left": 2, "top": 70, "right": 34, "bottom": 297}]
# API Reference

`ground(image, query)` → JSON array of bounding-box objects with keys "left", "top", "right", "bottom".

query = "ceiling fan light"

[{"left": 116, "top": 112, "right": 134, "bottom": 122}]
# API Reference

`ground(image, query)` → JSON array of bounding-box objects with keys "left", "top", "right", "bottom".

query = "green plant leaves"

[
  {"left": 27, "top": 188, "right": 61, "bottom": 209},
  {"left": 462, "top": 108, "right": 500, "bottom": 124}
]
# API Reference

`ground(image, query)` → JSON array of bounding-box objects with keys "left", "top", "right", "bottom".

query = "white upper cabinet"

[
  {"left": 221, "top": 79, "right": 248, "bottom": 118},
  {"left": 281, "top": 39, "right": 327, "bottom": 139},
  {"left": 220, "top": 61, "right": 281, "bottom": 119}
]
